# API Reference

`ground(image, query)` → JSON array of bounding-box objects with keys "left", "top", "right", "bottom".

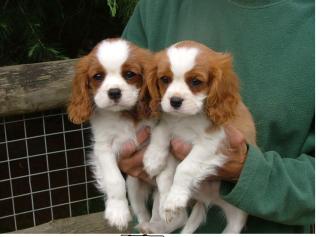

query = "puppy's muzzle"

[
  {"left": 170, "top": 96, "right": 184, "bottom": 109},
  {"left": 108, "top": 88, "right": 122, "bottom": 101}
]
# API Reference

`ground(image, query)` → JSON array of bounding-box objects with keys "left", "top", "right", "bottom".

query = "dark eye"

[
  {"left": 93, "top": 73, "right": 104, "bottom": 81},
  {"left": 124, "top": 71, "right": 137, "bottom": 80},
  {"left": 191, "top": 77, "right": 203, "bottom": 86},
  {"left": 160, "top": 76, "right": 171, "bottom": 84}
]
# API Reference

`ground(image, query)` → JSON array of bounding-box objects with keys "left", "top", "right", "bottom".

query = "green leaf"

[
  {"left": 28, "top": 42, "right": 40, "bottom": 58},
  {"left": 107, "top": 0, "right": 117, "bottom": 17}
]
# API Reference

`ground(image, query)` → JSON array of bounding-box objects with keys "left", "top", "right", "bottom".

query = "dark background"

[
  {"left": 0, "top": 0, "right": 138, "bottom": 233},
  {"left": 0, "top": 0, "right": 138, "bottom": 66}
]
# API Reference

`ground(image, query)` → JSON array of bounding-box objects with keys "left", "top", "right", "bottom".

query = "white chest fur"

[
  {"left": 90, "top": 111, "right": 150, "bottom": 156},
  {"left": 144, "top": 113, "right": 247, "bottom": 234},
  {"left": 89, "top": 110, "right": 154, "bottom": 230},
  {"left": 163, "top": 113, "right": 225, "bottom": 149}
]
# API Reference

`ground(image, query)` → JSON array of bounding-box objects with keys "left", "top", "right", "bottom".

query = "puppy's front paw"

[
  {"left": 163, "top": 193, "right": 188, "bottom": 223},
  {"left": 158, "top": 194, "right": 168, "bottom": 221},
  {"left": 105, "top": 199, "right": 132, "bottom": 231},
  {"left": 143, "top": 147, "right": 167, "bottom": 178}
]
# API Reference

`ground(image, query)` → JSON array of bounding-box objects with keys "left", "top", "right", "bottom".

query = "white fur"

[
  {"left": 94, "top": 41, "right": 139, "bottom": 111},
  {"left": 145, "top": 113, "right": 247, "bottom": 233},
  {"left": 97, "top": 39, "right": 129, "bottom": 72},
  {"left": 126, "top": 176, "right": 151, "bottom": 223},
  {"left": 161, "top": 79, "right": 206, "bottom": 115},
  {"left": 161, "top": 46, "right": 206, "bottom": 115},
  {"left": 87, "top": 39, "right": 154, "bottom": 230},
  {"left": 181, "top": 201, "right": 206, "bottom": 233},
  {"left": 90, "top": 107, "right": 154, "bottom": 230},
  {"left": 137, "top": 189, "right": 188, "bottom": 234},
  {"left": 143, "top": 45, "right": 247, "bottom": 233},
  {"left": 143, "top": 121, "right": 171, "bottom": 178},
  {"left": 167, "top": 46, "right": 198, "bottom": 77}
]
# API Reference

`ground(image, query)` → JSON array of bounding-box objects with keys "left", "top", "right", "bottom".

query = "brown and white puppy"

[
  {"left": 142, "top": 41, "right": 256, "bottom": 233},
  {"left": 67, "top": 38, "right": 154, "bottom": 230}
]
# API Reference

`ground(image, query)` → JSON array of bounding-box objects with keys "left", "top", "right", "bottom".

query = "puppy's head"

[
  {"left": 67, "top": 38, "right": 152, "bottom": 124},
  {"left": 147, "top": 41, "right": 240, "bottom": 125}
]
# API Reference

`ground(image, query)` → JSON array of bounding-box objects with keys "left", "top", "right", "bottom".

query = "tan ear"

[
  {"left": 205, "top": 53, "right": 240, "bottom": 125},
  {"left": 136, "top": 76, "right": 152, "bottom": 119},
  {"left": 145, "top": 60, "right": 161, "bottom": 118},
  {"left": 67, "top": 56, "right": 92, "bottom": 124}
]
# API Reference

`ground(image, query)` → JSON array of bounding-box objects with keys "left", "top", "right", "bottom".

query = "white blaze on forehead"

[
  {"left": 96, "top": 39, "right": 129, "bottom": 72},
  {"left": 167, "top": 46, "right": 198, "bottom": 78}
]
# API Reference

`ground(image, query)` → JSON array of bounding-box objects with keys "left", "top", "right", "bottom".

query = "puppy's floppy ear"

[
  {"left": 135, "top": 49, "right": 154, "bottom": 119},
  {"left": 136, "top": 75, "right": 152, "bottom": 119},
  {"left": 67, "top": 56, "right": 92, "bottom": 124},
  {"left": 205, "top": 53, "right": 240, "bottom": 125},
  {"left": 145, "top": 55, "right": 161, "bottom": 118}
]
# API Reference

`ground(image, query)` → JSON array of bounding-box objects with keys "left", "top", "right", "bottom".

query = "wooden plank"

[
  {"left": 13, "top": 212, "right": 134, "bottom": 233},
  {"left": 0, "top": 59, "right": 78, "bottom": 116}
]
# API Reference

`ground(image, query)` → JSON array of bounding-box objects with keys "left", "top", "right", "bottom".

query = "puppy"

[
  {"left": 142, "top": 41, "right": 256, "bottom": 233},
  {"left": 67, "top": 38, "right": 154, "bottom": 230}
]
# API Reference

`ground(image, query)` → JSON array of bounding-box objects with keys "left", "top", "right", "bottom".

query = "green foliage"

[
  {"left": 107, "top": 0, "right": 140, "bottom": 22},
  {"left": 107, "top": 0, "right": 118, "bottom": 17},
  {"left": 0, "top": 0, "right": 139, "bottom": 66}
]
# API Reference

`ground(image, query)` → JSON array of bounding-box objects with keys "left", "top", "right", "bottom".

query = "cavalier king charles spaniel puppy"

[
  {"left": 142, "top": 41, "right": 256, "bottom": 233},
  {"left": 67, "top": 38, "right": 154, "bottom": 230}
]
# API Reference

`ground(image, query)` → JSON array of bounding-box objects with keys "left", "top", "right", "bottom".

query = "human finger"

[
  {"left": 170, "top": 138, "right": 192, "bottom": 161},
  {"left": 119, "top": 140, "right": 137, "bottom": 159},
  {"left": 119, "top": 148, "right": 146, "bottom": 173},
  {"left": 136, "top": 126, "right": 151, "bottom": 145},
  {"left": 224, "top": 125, "right": 245, "bottom": 149}
]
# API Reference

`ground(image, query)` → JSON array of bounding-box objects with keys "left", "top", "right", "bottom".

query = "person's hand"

[
  {"left": 170, "top": 125, "right": 248, "bottom": 182},
  {"left": 170, "top": 139, "right": 192, "bottom": 161},
  {"left": 217, "top": 125, "right": 248, "bottom": 181},
  {"left": 118, "top": 127, "right": 153, "bottom": 184}
]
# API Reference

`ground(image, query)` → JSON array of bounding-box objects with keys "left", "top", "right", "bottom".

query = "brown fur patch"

[
  {"left": 67, "top": 38, "right": 153, "bottom": 124},
  {"left": 146, "top": 41, "right": 240, "bottom": 125}
]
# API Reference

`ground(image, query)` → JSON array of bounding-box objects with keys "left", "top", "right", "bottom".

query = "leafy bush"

[{"left": 0, "top": 0, "right": 138, "bottom": 66}]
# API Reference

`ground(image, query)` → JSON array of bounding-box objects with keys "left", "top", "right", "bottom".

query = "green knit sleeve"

[
  {"left": 220, "top": 141, "right": 315, "bottom": 226},
  {"left": 121, "top": 0, "right": 148, "bottom": 48}
]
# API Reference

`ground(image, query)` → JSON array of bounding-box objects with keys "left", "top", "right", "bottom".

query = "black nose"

[
  {"left": 170, "top": 97, "right": 184, "bottom": 109},
  {"left": 108, "top": 88, "right": 122, "bottom": 100}
]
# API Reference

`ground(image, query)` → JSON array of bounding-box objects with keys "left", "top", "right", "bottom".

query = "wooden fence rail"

[{"left": 0, "top": 59, "right": 78, "bottom": 116}]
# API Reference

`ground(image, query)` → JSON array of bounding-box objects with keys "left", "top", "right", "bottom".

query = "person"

[{"left": 118, "top": 0, "right": 315, "bottom": 233}]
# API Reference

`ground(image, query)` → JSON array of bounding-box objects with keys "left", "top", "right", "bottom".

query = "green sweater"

[{"left": 122, "top": 0, "right": 315, "bottom": 233}]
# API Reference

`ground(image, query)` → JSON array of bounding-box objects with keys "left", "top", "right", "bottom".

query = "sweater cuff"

[{"left": 219, "top": 144, "right": 266, "bottom": 207}]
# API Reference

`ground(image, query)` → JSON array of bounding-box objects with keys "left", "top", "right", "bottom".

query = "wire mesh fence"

[{"left": 0, "top": 108, "right": 104, "bottom": 233}]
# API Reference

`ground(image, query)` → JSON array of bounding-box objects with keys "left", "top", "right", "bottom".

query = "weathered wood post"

[{"left": 0, "top": 59, "right": 78, "bottom": 116}]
